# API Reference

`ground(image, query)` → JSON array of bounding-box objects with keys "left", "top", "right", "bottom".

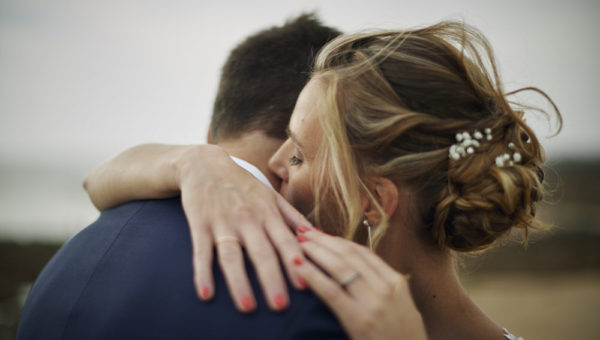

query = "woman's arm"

[
  {"left": 83, "top": 144, "right": 310, "bottom": 312},
  {"left": 84, "top": 144, "right": 190, "bottom": 210}
]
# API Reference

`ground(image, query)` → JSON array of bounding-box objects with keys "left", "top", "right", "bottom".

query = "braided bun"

[
  {"left": 311, "top": 21, "right": 562, "bottom": 251},
  {"left": 434, "top": 116, "right": 546, "bottom": 251}
]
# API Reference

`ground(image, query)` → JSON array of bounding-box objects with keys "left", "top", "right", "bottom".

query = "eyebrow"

[{"left": 286, "top": 126, "right": 304, "bottom": 150}]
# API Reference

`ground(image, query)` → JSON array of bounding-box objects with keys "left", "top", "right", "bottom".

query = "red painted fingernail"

[
  {"left": 297, "top": 235, "right": 308, "bottom": 243},
  {"left": 297, "top": 277, "right": 307, "bottom": 289},
  {"left": 297, "top": 225, "right": 310, "bottom": 233},
  {"left": 200, "top": 286, "right": 210, "bottom": 300},
  {"left": 241, "top": 295, "right": 255, "bottom": 312},
  {"left": 274, "top": 293, "right": 287, "bottom": 310},
  {"left": 293, "top": 256, "right": 303, "bottom": 266}
]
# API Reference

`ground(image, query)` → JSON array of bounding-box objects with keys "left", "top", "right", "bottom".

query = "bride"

[{"left": 84, "top": 21, "right": 560, "bottom": 339}]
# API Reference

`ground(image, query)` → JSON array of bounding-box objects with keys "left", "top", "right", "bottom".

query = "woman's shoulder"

[{"left": 503, "top": 328, "right": 524, "bottom": 340}]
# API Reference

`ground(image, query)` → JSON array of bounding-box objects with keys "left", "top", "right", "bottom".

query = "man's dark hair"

[{"left": 209, "top": 13, "right": 341, "bottom": 142}]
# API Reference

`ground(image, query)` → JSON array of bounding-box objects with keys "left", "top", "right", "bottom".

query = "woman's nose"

[{"left": 268, "top": 139, "right": 291, "bottom": 182}]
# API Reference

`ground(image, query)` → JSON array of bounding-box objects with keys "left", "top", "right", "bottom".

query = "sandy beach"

[
  {"left": 1, "top": 158, "right": 599, "bottom": 340},
  {"left": 1, "top": 240, "right": 599, "bottom": 340},
  {"left": 464, "top": 271, "right": 600, "bottom": 340}
]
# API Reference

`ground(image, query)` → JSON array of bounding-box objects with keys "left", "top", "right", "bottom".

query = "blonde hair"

[{"left": 310, "top": 21, "right": 562, "bottom": 252}]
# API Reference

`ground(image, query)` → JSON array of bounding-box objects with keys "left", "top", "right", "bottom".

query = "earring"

[{"left": 362, "top": 219, "right": 373, "bottom": 250}]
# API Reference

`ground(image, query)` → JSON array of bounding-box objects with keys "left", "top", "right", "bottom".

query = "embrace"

[{"left": 18, "top": 14, "right": 560, "bottom": 340}]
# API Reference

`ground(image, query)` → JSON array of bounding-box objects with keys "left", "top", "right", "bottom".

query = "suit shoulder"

[{"left": 281, "top": 290, "right": 347, "bottom": 339}]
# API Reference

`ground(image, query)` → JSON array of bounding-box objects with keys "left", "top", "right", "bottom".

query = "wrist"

[{"left": 173, "top": 144, "right": 230, "bottom": 189}]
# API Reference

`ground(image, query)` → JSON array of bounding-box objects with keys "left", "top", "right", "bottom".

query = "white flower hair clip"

[
  {"left": 495, "top": 142, "right": 522, "bottom": 167},
  {"left": 448, "top": 128, "right": 491, "bottom": 161},
  {"left": 449, "top": 128, "right": 522, "bottom": 168}
]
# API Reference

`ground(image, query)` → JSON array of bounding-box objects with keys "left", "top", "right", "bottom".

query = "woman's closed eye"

[{"left": 289, "top": 155, "right": 303, "bottom": 166}]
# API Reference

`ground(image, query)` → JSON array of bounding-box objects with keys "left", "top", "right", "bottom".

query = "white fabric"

[
  {"left": 503, "top": 328, "right": 523, "bottom": 340},
  {"left": 230, "top": 156, "right": 273, "bottom": 190}
]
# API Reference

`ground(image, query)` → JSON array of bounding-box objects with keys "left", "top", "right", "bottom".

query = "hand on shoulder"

[{"left": 293, "top": 227, "right": 427, "bottom": 340}]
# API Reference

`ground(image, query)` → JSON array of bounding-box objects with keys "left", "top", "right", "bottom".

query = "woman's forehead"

[{"left": 288, "top": 79, "right": 326, "bottom": 154}]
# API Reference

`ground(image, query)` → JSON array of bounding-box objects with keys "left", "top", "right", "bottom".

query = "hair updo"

[{"left": 310, "top": 21, "right": 562, "bottom": 252}]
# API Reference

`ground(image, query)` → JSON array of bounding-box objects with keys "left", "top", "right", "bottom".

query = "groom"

[{"left": 17, "top": 14, "right": 346, "bottom": 340}]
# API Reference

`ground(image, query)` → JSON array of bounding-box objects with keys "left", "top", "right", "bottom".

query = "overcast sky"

[
  {"left": 1, "top": 0, "right": 598, "bottom": 170},
  {"left": 1, "top": 0, "right": 598, "bottom": 241}
]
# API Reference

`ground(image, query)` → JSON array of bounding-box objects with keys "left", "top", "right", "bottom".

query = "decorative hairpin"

[
  {"left": 449, "top": 128, "right": 521, "bottom": 167},
  {"left": 448, "top": 128, "right": 491, "bottom": 161},
  {"left": 495, "top": 142, "right": 522, "bottom": 167}
]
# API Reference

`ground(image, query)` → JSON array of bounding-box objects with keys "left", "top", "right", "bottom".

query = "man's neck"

[{"left": 214, "top": 131, "right": 284, "bottom": 190}]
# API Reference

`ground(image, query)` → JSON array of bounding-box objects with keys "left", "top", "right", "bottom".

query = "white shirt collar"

[{"left": 230, "top": 156, "right": 274, "bottom": 190}]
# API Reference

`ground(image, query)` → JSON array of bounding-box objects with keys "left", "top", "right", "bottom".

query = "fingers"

[
  {"left": 294, "top": 230, "right": 424, "bottom": 340},
  {"left": 217, "top": 238, "right": 256, "bottom": 312},
  {"left": 263, "top": 206, "right": 308, "bottom": 291},
  {"left": 213, "top": 227, "right": 257, "bottom": 313},
  {"left": 180, "top": 161, "right": 307, "bottom": 313},
  {"left": 181, "top": 192, "right": 217, "bottom": 302},
  {"left": 188, "top": 223, "right": 215, "bottom": 301},
  {"left": 298, "top": 229, "right": 389, "bottom": 297},
  {"left": 239, "top": 217, "right": 289, "bottom": 311},
  {"left": 343, "top": 240, "right": 404, "bottom": 285},
  {"left": 236, "top": 197, "right": 308, "bottom": 311},
  {"left": 291, "top": 255, "right": 355, "bottom": 321},
  {"left": 276, "top": 194, "right": 312, "bottom": 231},
  {"left": 291, "top": 245, "right": 376, "bottom": 338},
  {"left": 271, "top": 194, "right": 312, "bottom": 289}
]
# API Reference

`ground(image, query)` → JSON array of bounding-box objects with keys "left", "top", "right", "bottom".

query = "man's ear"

[
  {"left": 206, "top": 129, "right": 212, "bottom": 144},
  {"left": 361, "top": 177, "right": 399, "bottom": 224}
]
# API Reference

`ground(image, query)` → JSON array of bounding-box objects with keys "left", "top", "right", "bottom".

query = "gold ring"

[
  {"left": 215, "top": 236, "right": 240, "bottom": 245},
  {"left": 340, "top": 272, "right": 361, "bottom": 289}
]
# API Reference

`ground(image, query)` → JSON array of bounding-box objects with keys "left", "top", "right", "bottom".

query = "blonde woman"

[{"left": 85, "top": 21, "right": 560, "bottom": 339}]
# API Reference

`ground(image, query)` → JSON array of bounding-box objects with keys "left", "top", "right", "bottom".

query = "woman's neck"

[{"left": 376, "top": 219, "right": 504, "bottom": 340}]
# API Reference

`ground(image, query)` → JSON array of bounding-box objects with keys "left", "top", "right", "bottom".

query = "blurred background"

[{"left": 1, "top": 0, "right": 598, "bottom": 339}]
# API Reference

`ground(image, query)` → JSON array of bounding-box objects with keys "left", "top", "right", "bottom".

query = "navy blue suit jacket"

[{"left": 17, "top": 198, "right": 347, "bottom": 339}]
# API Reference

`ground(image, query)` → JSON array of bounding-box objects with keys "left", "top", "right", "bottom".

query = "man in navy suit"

[{"left": 17, "top": 14, "right": 346, "bottom": 339}]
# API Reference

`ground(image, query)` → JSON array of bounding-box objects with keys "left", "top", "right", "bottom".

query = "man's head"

[{"left": 208, "top": 13, "right": 341, "bottom": 144}]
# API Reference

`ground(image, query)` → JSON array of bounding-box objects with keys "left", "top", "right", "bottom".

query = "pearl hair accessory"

[
  {"left": 449, "top": 128, "right": 522, "bottom": 167},
  {"left": 495, "top": 142, "right": 522, "bottom": 167},
  {"left": 448, "top": 128, "right": 491, "bottom": 161}
]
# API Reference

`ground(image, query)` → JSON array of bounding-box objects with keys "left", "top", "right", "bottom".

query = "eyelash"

[{"left": 289, "top": 155, "right": 303, "bottom": 166}]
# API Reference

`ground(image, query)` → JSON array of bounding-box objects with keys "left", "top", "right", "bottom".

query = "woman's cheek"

[{"left": 286, "top": 173, "right": 315, "bottom": 217}]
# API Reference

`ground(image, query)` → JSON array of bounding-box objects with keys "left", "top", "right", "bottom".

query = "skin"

[
  {"left": 214, "top": 131, "right": 284, "bottom": 190},
  {"left": 85, "top": 78, "right": 505, "bottom": 339},
  {"left": 84, "top": 136, "right": 311, "bottom": 312},
  {"left": 268, "top": 78, "right": 324, "bottom": 218},
  {"left": 268, "top": 77, "right": 505, "bottom": 339},
  {"left": 181, "top": 132, "right": 305, "bottom": 312},
  {"left": 83, "top": 80, "right": 428, "bottom": 338}
]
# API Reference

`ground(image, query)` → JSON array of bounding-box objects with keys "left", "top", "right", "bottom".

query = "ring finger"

[
  {"left": 298, "top": 235, "right": 373, "bottom": 301},
  {"left": 213, "top": 226, "right": 256, "bottom": 313},
  {"left": 299, "top": 230, "right": 388, "bottom": 293},
  {"left": 239, "top": 220, "right": 289, "bottom": 311}
]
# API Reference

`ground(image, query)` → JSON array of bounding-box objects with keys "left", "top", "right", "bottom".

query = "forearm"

[{"left": 84, "top": 144, "right": 228, "bottom": 211}]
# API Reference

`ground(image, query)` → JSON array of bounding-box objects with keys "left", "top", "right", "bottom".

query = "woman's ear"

[{"left": 361, "top": 177, "right": 399, "bottom": 224}]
